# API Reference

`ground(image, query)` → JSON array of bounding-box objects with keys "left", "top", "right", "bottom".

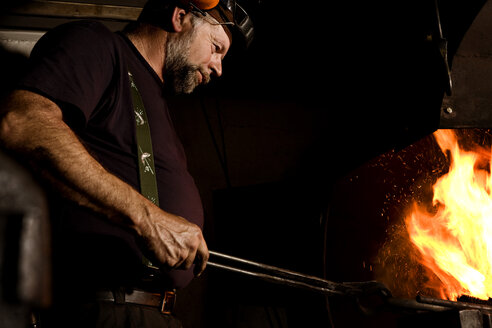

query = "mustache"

[{"left": 197, "top": 67, "right": 211, "bottom": 85}]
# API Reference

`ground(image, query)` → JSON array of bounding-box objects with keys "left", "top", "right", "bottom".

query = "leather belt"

[{"left": 95, "top": 288, "right": 176, "bottom": 314}]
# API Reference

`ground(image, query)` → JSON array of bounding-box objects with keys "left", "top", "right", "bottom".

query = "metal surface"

[
  {"left": 0, "top": 30, "right": 44, "bottom": 57},
  {"left": 459, "top": 310, "right": 483, "bottom": 328},
  {"left": 434, "top": 0, "right": 453, "bottom": 95},
  {"left": 385, "top": 297, "right": 448, "bottom": 312},
  {"left": 417, "top": 295, "right": 492, "bottom": 314},
  {"left": 440, "top": 0, "right": 492, "bottom": 128},
  {"left": 0, "top": 150, "right": 51, "bottom": 328}
]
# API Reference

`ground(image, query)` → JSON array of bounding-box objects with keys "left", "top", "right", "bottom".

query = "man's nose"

[{"left": 210, "top": 56, "right": 222, "bottom": 77}]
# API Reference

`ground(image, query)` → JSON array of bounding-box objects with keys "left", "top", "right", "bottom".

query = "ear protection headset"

[
  {"left": 183, "top": 0, "right": 255, "bottom": 48},
  {"left": 139, "top": 0, "right": 254, "bottom": 48}
]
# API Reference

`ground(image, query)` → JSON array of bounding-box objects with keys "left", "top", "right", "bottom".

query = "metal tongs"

[
  {"left": 207, "top": 251, "right": 390, "bottom": 298},
  {"left": 207, "top": 251, "right": 466, "bottom": 315}
]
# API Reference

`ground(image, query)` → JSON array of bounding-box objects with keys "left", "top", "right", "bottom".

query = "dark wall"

[{"left": 169, "top": 1, "right": 489, "bottom": 327}]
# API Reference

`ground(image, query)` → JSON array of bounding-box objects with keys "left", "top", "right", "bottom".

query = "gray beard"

[{"left": 164, "top": 28, "right": 209, "bottom": 94}]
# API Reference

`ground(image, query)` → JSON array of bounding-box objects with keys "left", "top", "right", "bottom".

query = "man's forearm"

[
  {"left": 0, "top": 90, "right": 145, "bottom": 225},
  {"left": 0, "top": 89, "right": 209, "bottom": 274}
]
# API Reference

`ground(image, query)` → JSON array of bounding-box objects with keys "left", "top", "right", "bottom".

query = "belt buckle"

[{"left": 160, "top": 290, "right": 176, "bottom": 315}]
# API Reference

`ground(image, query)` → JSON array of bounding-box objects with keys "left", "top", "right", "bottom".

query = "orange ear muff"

[{"left": 191, "top": 0, "right": 219, "bottom": 10}]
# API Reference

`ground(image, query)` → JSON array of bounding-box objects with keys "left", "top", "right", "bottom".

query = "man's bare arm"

[{"left": 0, "top": 89, "right": 208, "bottom": 275}]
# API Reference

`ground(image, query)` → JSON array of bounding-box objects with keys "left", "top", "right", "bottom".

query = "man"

[{"left": 0, "top": 0, "right": 253, "bottom": 326}]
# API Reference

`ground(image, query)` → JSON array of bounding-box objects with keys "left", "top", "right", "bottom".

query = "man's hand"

[{"left": 134, "top": 202, "right": 209, "bottom": 276}]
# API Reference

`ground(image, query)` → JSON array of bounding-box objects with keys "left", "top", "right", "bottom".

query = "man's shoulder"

[
  {"left": 24, "top": 20, "right": 125, "bottom": 119},
  {"left": 31, "top": 19, "right": 121, "bottom": 63}
]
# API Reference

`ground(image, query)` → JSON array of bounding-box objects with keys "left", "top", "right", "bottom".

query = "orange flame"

[{"left": 406, "top": 129, "right": 492, "bottom": 300}]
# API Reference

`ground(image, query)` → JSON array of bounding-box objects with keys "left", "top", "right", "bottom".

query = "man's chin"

[
  {"left": 164, "top": 70, "right": 211, "bottom": 94},
  {"left": 164, "top": 80, "right": 198, "bottom": 95}
]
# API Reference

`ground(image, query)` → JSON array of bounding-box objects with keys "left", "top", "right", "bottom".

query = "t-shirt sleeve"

[{"left": 18, "top": 20, "right": 116, "bottom": 128}]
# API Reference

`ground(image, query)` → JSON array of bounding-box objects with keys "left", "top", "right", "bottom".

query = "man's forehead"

[
  {"left": 205, "top": 7, "right": 233, "bottom": 42},
  {"left": 198, "top": 13, "right": 231, "bottom": 47},
  {"left": 213, "top": 24, "right": 231, "bottom": 47}
]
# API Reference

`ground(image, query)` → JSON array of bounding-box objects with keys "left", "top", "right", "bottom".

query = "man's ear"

[{"left": 170, "top": 7, "right": 188, "bottom": 32}]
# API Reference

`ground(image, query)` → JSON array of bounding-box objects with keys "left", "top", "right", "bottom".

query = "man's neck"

[{"left": 126, "top": 24, "right": 167, "bottom": 82}]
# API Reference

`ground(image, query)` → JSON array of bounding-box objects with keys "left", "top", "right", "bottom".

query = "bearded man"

[{"left": 0, "top": 0, "right": 252, "bottom": 327}]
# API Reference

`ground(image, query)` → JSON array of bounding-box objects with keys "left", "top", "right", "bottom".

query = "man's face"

[{"left": 164, "top": 15, "right": 231, "bottom": 94}]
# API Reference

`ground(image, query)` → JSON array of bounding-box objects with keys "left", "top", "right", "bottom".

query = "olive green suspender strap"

[
  {"left": 128, "top": 71, "right": 160, "bottom": 207},
  {"left": 128, "top": 71, "right": 159, "bottom": 269}
]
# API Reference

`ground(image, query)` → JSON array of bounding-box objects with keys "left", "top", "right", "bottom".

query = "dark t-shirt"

[{"left": 18, "top": 20, "right": 204, "bottom": 290}]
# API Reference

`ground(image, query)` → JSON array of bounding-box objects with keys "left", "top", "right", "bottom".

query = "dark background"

[{"left": 1, "top": 0, "right": 491, "bottom": 327}]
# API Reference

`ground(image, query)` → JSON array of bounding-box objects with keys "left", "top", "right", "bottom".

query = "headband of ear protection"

[{"left": 186, "top": 0, "right": 255, "bottom": 48}]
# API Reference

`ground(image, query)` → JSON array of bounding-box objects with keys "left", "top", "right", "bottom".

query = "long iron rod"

[
  {"left": 209, "top": 251, "right": 339, "bottom": 287},
  {"left": 417, "top": 295, "right": 492, "bottom": 313},
  {"left": 207, "top": 250, "right": 387, "bottom": 297},
  {"left": 206, "top": 261, "right": 347, "bottom": 296}
]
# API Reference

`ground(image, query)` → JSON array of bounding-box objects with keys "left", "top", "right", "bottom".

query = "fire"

[{"left": 406, "top": 129, "right": 492, "bottom": 300}]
